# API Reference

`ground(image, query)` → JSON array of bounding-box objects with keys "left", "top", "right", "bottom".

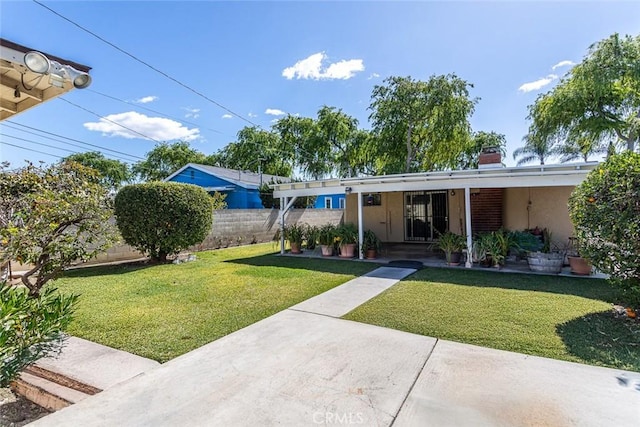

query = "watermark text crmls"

[{"left": 312, "top": 411, "right": 365, "bottom": 425}]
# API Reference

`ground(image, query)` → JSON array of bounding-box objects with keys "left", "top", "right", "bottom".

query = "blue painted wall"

[
  {"left": 167, "top": 166, "right": 264, "bottom": 209},
  {"left": 314, "top": 194, "right": 345, "bottom": 209}
]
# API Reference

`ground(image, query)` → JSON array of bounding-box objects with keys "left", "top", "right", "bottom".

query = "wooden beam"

[
  {"left": 0, "top": 98, "right": 17, "bottom": 113},
  {"left": 0, "top": 73, "right": 44, "bottom": 101}
]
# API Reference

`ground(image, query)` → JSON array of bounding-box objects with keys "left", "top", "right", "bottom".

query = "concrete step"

[
  {"left": 11, "top": 371, "right": 91, "bottom": 412},
  {"left": 24, "top": 365, "right": 101, "bottom": 396}
]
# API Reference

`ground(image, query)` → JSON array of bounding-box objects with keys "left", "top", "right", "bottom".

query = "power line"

[
  {"left": 33, "top": 0, "right": 259, "bottom": 127},
  {"left": 86, "top": 89, "right": 225, "bottom": 135},
  {"left": 2, "top": 122, "right": 142, "bottom": 162},
  {"left": 2, "top": 134, "right": 81, "bottom": 155},
  {"left": 0, "top": 140, "right": 65, "bottom": 159},
  {"left": 59, "top": 97, "right": 164, "bottom": 143}
]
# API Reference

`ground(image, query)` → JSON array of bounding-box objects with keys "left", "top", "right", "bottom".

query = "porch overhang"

[{"left": 272, "top": 163, "right": 598, "bottom": 198}]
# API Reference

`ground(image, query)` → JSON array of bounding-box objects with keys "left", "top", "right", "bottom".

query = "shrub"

[
  {"left": 115, "top": 182, "right": 213, "bottom": 262},
  {"left": 0, "top": 283, "right": 77, "bottom": 387},
  {"left": 569, "top": 152, "right": 640, "bottom": 302}
]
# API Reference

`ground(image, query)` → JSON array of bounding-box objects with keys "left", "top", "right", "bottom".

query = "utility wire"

[
  {"left": 2, "top": 134, "right": 81, "bottom": 155},
  {"left": 86, "top": 89, "right": 226, "bottom": 135},
  {"left": 1, "top": 140, "right": 65, "bottom": 159},
  {"left": 34, "top": 0, "right": 259, "bottom": 127},
  {"left": 59, "top": 97, "right": 163, "bottom": 143},
  {"left": 2, "top": 122, "right": 142, "bottom": 162}
]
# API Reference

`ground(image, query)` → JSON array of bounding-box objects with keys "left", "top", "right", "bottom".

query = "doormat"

[{"left": 387, "top": 260, "right": 424, "bottom": 270}]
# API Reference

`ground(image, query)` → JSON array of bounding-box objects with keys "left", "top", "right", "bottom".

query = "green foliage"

[
  {"left": 1, "top": 283, "right": 77, "bottom": 387},
  {"left": 437, "top": 231, "right": 466, "bottom": 263},
  {"left": 336, "top": 223, "right": 359, "bottom": 245},
  {"left": 318, "top": 223, "right": 337, "bottom": 246},
  {"left": 569, "top": 152, "right": 640, "bottom": 302},
  {"left": 509, "top": 230, "right": 543, "bottom": 256},
  {"left": 133, "top": 141, "right": 209, "bottom": 182},
  {"left": 0, "top": 162, "right": 116, "bottom": 296},
  {"left": 283, "top": 223, "right": 305, "bottom": 245},
  {"left": 458, "top": 131, "right": 507, "bottom": 169},
  {"left": 361, "top": 229, "right": 381, "bottom": 253},
  {"left": 114, "top": 182, "right": 213, "bottom": 262},
  {"left": 304, "top": 225, "right": 320, "bottom": 249},
  {"left": 473, "top": 229, "right": 515, "bottom": 266},
  {"left": 513, "top": 131, "right": 558, "bottom": 166},
  {"left": 64, "top": 152, "right": 132, "bottom": 191},
  {"left": 369, "top": 75, "right": 477, "bottom": 173}
]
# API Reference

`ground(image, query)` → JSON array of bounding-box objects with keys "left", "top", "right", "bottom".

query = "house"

[
  {"left": 272, "top": 150, "right": 599, "bottom": 264},
  {"left": 0, "top": 38, "right": 92, "bottom": 121},
  {"left": 164, "top": 163, "right": 291, "bottom": 209},
  {"left": 313, "top": 193, "right": 346, "bottom": 210}
]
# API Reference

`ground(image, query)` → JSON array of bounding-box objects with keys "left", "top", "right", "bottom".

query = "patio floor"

[{"left": 285, "top": 243, "right": 609, "bottom": 279}]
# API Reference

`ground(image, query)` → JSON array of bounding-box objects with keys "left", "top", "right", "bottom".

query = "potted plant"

[
  {"left": 318, "top": 223, "right": 336, "bottom": 256},
  {"left": 336, "top": 223, "right": 358, "bottom": 258},
  {"left": 361, "top": 229, "right": 381, "bottom": 259},
  {"left": 437, "top": 231, "right": 466, "bottom": 266},
  {"left": 284, "top": 223, "right": 305, "bottom": 254},
  {"left": 305, "top": 224, "right": 319, "bottom": 250},
  {"left": 526, "top": 229, "right": 564, "bottom": 273},
  {"left": 567, "top": 237, "right": 592, "bottom": 275}
]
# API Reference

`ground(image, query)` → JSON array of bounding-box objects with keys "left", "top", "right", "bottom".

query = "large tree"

[
  {"left": 368, "top": 75, "right": 477, "bottom": 173},
  {"left": 513, "top": 131, "right": 559, "bottom": 166},
  {"left": 528, "top": 33, "right": 640, "bottom": 156},
  {"left": 64, "top": 151, "right": 132, "bottom": 191},
  {"left": 133, "top": 141, "right": 208, "bottom": 181},
  {"left": 458, "top": 131, "right": 507, "bottom": 169}
]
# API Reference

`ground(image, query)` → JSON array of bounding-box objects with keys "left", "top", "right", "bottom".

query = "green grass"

[
  {"left": 51, "top": 244, "right": 377, "bottom": 362},
  {"left": 344, "top": 268, "right": 640, "bottom": 372}
]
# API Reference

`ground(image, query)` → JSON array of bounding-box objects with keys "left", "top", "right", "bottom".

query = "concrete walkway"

[{"left": 32, "top": 267, "right": 639, "bottom": 426}]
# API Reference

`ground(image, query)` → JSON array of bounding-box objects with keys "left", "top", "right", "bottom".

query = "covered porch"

[{"left": 272, "top": 162, "right": 599, "bottom": 267}]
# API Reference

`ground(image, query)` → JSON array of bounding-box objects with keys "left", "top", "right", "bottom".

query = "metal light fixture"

[{"left": 23, "top": 51, "right": 92, "bottom": 89}]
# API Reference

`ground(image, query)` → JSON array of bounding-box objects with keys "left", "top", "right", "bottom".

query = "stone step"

[{"left": 11, "top": 371, "right": 91, "bottom": 412}]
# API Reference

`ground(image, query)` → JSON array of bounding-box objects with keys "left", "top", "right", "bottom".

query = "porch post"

[
  {"left": 357, "top": 191, "right": 364, "bottom": 260},
  {"left": 280, "top": 197, "right": 285, "bottom": 255},
  {"left": 464, "top": 187, "right": 473, "bottom": 268}
]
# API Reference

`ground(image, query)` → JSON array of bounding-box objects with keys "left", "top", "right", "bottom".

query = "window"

[
  {"left": 324, "top": 197, "right": 332, "bottom": 209},
  {"left": 362, "top": 193, "right": 382, "bottom": 206},
  {"left": 338, "top": 198, "right": 345, "bottom": 209}
]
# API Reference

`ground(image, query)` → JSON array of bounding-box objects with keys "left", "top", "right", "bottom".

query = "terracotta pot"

[
  {"left": 290, "top": 242, "right": 302, "bottom": 254},
  {"left": 339, "top": 243, "right": 356, "bottom": 258},
  {"left": 320, "top": 245, "right": 333, "bottom": 256},
  {"left": 365, "top": 249, "right": 377, "bottom": 259},
  {"left": 568, "top": 256, "right": 592, "bottom": 275}
]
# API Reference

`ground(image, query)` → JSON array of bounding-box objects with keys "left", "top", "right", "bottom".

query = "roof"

[
  {"left": 164, "top": 163, "right": 291, "bottom": 190},
  {"left": 0, "top": 38, "right": 92, "bottom": 121},
  {"left": 272, "top": 162, "right": 599, "bottom": 198}
]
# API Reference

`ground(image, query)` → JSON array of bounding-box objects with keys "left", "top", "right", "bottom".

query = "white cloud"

[
  {"left": 183, "top": 107, "right": 200, "bottom": 119},
  {"left": 135, "top": 95, "right": 158, "bottom": 104},
  {"left": 84, "top": 111, "right": 200, "bottom": 142},
  {"left": 221, "top": 114, "right": 233, "bottom": 119},
  {"left": 368, "top": 72, "right": 380, "bottom": 80},
  {"left": 551, "top": 60, "right": 575, "bottom": 70},
  {"left": 282, "top": 52, "right": 365, "bottom": 80},
  {"left": 248, "top": 112, "right": 258, "bottom": 118},
  {"left": 518, "top": 74, "right": 558, "bottom": 93},
  {"left": 265, "top": 108, "right": 286, "bottom": 116}
]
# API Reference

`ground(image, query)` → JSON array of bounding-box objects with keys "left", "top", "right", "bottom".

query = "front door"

[{"left": 404, "top": 191, "right": 448, "bottom": 241}]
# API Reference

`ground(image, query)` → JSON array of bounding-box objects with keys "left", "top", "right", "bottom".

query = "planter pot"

[
  {"left": 447, "top": 252, "right": 462, "bottom": 266},
  {"left": 290, "top": 242, "right": 302, "bottom": 254},
  {"left": 568, "top": 256, "right": 592, "bottom": 275},
  {"left": 320, "top": 245, "right": 333, "bottom": 257},
  {"left": 339, "top": 243, "right": 357, "bottom": 258},
  {"left": 365, "top": 249, "right": 377, "bottom": 260},
  {"left": 527, "top": 252, "right": 563, "bottom": 273}
]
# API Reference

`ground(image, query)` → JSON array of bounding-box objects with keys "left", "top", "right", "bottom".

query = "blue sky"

[{"left": 1, "top": 1, "right": 639, "bottom": 171}]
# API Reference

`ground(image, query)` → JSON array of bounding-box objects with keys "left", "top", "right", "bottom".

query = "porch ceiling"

[{"left": 272, "top": 163, "right": 599, "bottom": 198}]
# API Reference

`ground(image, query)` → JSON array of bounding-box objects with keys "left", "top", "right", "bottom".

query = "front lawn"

[
  {"left": 344, "top": 268, "right": 640, "bottom": 372},
  {"left": 52, "top": 244, "right": 376, "bottom": 362}
]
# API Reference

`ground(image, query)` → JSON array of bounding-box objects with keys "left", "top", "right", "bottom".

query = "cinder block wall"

[{"left": 82, "top": 209, "right": 344, "bottom": 265}]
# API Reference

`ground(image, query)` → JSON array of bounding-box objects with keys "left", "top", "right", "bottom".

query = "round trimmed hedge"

[
  {"left": 569, "top": 151, "right": 640, "bottom": 301},
  {"left": 115, "top": 182, "right": 213, "bottom": 262}
]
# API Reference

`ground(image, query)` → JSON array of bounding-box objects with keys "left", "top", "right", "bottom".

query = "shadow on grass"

[
  {"left": 226, "top": 253, "right": 381, "bottom": 276},
  {"left": 557, "top": 312, "right": 640, "bottom": 372},
  {"left": 405, "top": 267, "right": 620, "bottom": 303},
  {"left": 60, "top": 261, "right": 157, "bottom": 279}
]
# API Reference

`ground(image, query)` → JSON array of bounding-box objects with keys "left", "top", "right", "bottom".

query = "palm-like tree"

[
  {"left": 556, "top": 134, "right": 608, "bottom": 163},
  {"left": 513, "top": 132, "right": 558, "bottom": 166}
]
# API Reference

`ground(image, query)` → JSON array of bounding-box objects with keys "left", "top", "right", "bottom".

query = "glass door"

[{"left": 404, "top": 191, "right": 448, "bottom": 241}]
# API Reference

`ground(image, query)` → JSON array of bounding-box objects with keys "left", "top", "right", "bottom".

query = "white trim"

[
  {"left": 357, "top": 191, "right": 364, "bottom": 260},
  {"left": 464, "top": 187, "right": 473, "bottom": 268},
  {"left": 339, "top": 198, "right": 345, "bottom": 209},
  {"left": 324, "top": 197, "right": 332, "bottom": 209}
]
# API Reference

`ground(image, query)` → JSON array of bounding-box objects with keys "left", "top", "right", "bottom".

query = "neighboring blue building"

[
  {"left": 165, "top": 164, "right": 290, "bottom": 209},
  {"left": 313, "top": 194, "right": 345, "bottom": 209}
]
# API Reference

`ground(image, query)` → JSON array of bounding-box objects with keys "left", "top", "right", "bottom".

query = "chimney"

[{"left": 478, "top": 146, "right": 503, "bottom": 169}]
